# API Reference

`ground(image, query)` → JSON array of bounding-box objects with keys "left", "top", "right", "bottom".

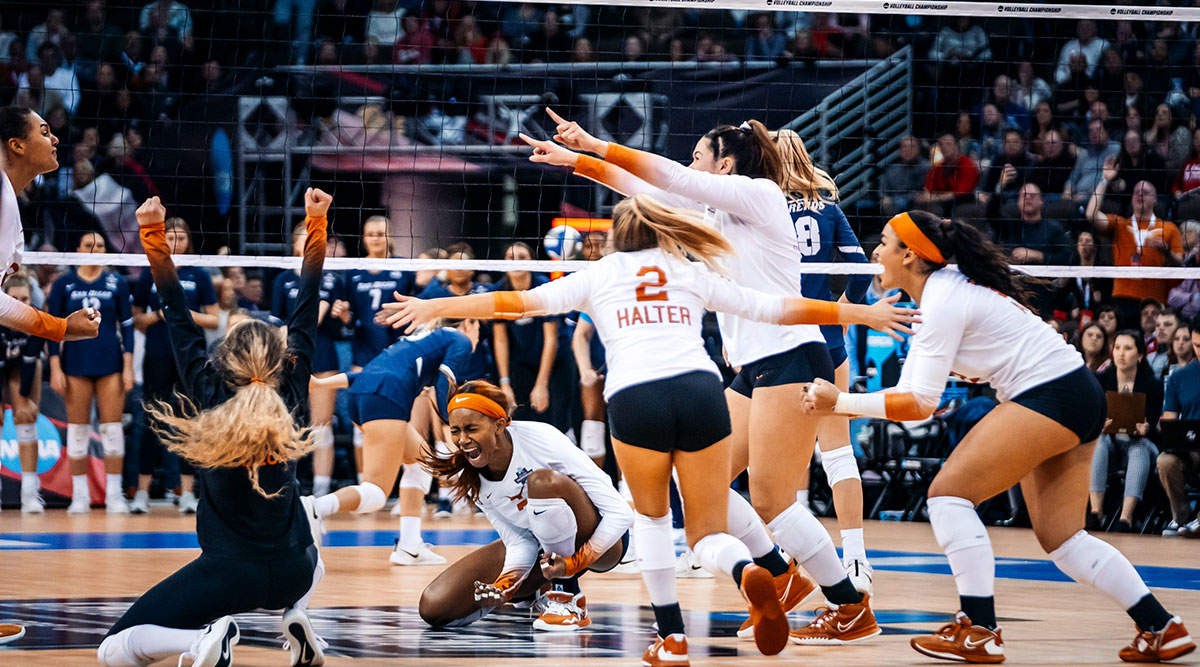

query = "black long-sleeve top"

[
  {"left": 1096, "top": 363, "right": 1164, "bottom": 445},
  {"left": 141, "top": 214, "right": 327, "bottom": 559}
]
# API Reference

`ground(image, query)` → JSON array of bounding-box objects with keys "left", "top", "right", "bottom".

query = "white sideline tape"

[{"left": 21, "top": 252, "right": 1200, "bottom": 279}]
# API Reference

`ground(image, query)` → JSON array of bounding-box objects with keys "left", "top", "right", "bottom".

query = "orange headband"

[
  {"left": 890, "top": 212, "right": 946, "bottom": 265},
  {"left": 448, "top": 393, "right": 510, "bottom": 422}
]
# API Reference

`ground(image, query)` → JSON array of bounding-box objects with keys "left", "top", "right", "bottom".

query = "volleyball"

[{"left": 543, "top": 225, "right": 582, "bottom": 260}]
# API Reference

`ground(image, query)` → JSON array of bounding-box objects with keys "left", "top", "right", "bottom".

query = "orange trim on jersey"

[
  {"left": 139, "top": 220, "right": 175, "bottom": 286},
  {"left": 448, "top": 393, "right": 510, "bottom": 423},
  {"left": 781, "top": 298, "right": 842, "bottom": 326},
  {"left": 890, "top": 212, "right": 946, "bottom": 265},
  {"left": 492, "top": 569, "right": 523, "bottom": 592},
  {"left": 561, "top": 543, "right": 602, "bottom": 578},
  {"left": 884, "top": 392, "right": 928, "bottom": 421},
  {"left": 301, "top": 215, "right": 328, "bottom": 276},
  {"left": 3, "top": 302, "right": 69, "bottom": 342},
  {"left": 603, "top": 142, "right": 649, "bottom": 179},
  {"left": 573, "top": 154, "right": 614, "bottom": 187},
  {"left": 492, "top": 291, "right": 526, "bottom": 320}
]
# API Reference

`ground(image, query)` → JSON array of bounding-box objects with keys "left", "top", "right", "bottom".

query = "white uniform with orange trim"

[
  {"left": 897, "top": 269, "right": 1084, "bottom": 403},
  {"left": 529, "top": 248, "right": 785, "bottom": 399},
  {"left": 0, "top": 172, "right": 60, "bottom": 338},
  {"left": 478, "top": 421, "right": 633, "bottom": 578}
]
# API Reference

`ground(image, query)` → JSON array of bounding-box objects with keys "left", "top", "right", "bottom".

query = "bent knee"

[
  {"left": 525, "top": 468, "right": 571, "bottom": 498},
  {"left": 418, "top": 591, "right": 456, "bottom": 627},
  {"left": 1157, "top": 451, "right": 1182, "bottom": 471}
]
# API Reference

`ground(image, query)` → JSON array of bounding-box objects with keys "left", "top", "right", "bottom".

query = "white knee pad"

[
  {"left": 580, "top": 420, "right": 606, "bottom": 458},
  {"left": 96, "top": 630, "right": 142, "bottom": 667},
  {"left": 67, "top": 423, "right": 90, "bottom": 459},
  {"left": 353, "top": 428, "right": 364, "bottom": 449},
  {"left": 16, "top": 422, "right": 37, "bottom": 444},
  {"left": 633, "top": 513, "right": 676, "bottom": 572},
  {"left": 1049, "top": 530, "right": 1119, "bottom": 588},
  {"left": 820, "top": 445, "right": 861, "bottom": 487},
  {"left": 527, "top": 496, "right": 578, "bottom": 557},
  {"left": 766, "top": 500, "right": 833, "bottom": 564},
  {"left": 400, "top": 464, "right": 433, "bottom": 492},
  {"left": 928, "top": 496, "right": 991, "bottom": 554},
  {"left": 352, "top": 482, "right": 387, "bottom": 514},
  {"left": 100, "top": 422, "right": 125, "bottom": 458},
  {"left": 312, "top": 424, "right": 334, "bottom": 450}
]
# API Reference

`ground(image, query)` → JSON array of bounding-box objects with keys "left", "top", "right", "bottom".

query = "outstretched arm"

[{"left": 285, "top": 188, "right": 333, "bottom": 387}]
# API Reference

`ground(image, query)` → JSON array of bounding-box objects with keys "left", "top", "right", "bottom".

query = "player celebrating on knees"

[
  {"left": 804, "top": 210, "right": 1195, "bottom": 664},
  {"left": 383, "top": 190, "right": 916, "bottom": 664},
  {"left": 98, "top": 192, "right": 332, "bottom": 667},
  {"left": 418, "top": 380, "right": 632, "bottom": 631},
  {"left": 305, "top": 317, "right": 479, "bottom": 566}
]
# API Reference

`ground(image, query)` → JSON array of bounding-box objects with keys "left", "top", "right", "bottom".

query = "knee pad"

[
  {"left": 526, "top": 496, "right": 578, "bottom": 556},
  {"left": 927, "top": 496, "right": 991, "bottom": 554},
  {"left": 66, "top": 424, "right": 90, "bottom": 459},
  {"left": 400, "top": 464, "right": 433, "bottom": 492},
  {"left": 766, "top": 500, "right": 832, "bottom": 564},
  {"left": 312, "top": 424, "right": 334, "bottom": 450},
  {"left": 580, "top": 420, "right": 606, "bottom": 458},
  {"left": 1049, "top": 530, "right": 1119, "bottom": 587},
  {"left": 352, "top": 482, "right": 387, "bottom": 514},
  {"left": 820, "top": 445, "right": 860, "bottom": 487},
  {"left": 353, "top": 428, "right": 364, "bottom": 449},
  {"left": 100, "top": 422, "right": 125, "bottom": 458},
  {"left": 633, "top": 513, "right": 675, "bottom": 572},
  {"left": 96, "top": 631, "right": 139, "bottom": 667},
  {"left": 16, "top": 422, "right": 37, "bottom": 444}
]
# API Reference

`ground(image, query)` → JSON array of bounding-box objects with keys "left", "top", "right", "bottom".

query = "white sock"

[
  {"left": 634, "top": 513, "right": 677, "bottom": 605},
  {"left": 97, "top": 624, "right": 200, "bottom": 666},
  {"left": 693, "top": 532, "right": 752, "bottom": 580},
  {"left": 929, "top": 496, "right": 995, "bottom": 597},
  {"left": 767, "top": 500, "right": 844, "bottom": 586},
  {"left": 21, "top": 472, "right": 38, "bottom": 494},
  {"left": 313, "top": 475, "right": 331, "bottom": 497},
  {"left": 727, "top": 490, "right": 775, "bottom": 558},
  {"left": 1050, "top": 530, "right": 1150, "bottom": 608},
  {"left": 527, "top": 496, "right": 578, "bottom": 557},
  {"left": 72, "top": 474, "right": 89, "bottom": 500},
  {"left": 796, "top": 489, "right": 809, "bottom": 507},
  {"left": 134, "top": 489, "right": 149, "bottom": 502},
  {"left": 106, "top": 474, "right": 122, "bottom": 498},
  {"left": 314, "top": 493, "right": 340, "bottom": 517},
  {"left": 841, "top": 528, "right": 866, "bottom": 563},
  {"left": 400, "top": 516, "right": 423, "bottom": 551}
]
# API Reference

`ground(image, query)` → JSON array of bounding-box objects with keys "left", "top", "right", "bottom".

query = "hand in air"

[
  {"left": 474, "top": 581, "right": 511, "bottom": 608},
  {"left": 377, "top": 292, "right": 437, "bottom": 332},
  {"left": 545, "top": 107, "right": 602, "bottom": 154},
  {"left": 135, "top": 197, "right": 166, "bottom": 227},
  {"left": 519, "top": 133, "right": 579, "bottom": 168},
  {"left": 63, "top": 306, "right": 101, "bottom": 341},
  {"left": 864, "top": 294, "right": 920, "bottom": 341},
  {"left": 539, "top": 552, "right": 568, "bottom": 580},
  {"left": 801, "top": 378, "right": 839, "bottom": 413},
  {"left": 304, "top": 187, "right": 333, "bottom": 218}
]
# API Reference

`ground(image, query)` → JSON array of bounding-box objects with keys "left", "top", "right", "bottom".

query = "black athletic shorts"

[
  {"left": 728, "top": 342, "right": 836, "bottom": 398},
  {"left": 1011, "top": 365, "right": 1106, "bottom": 444},
  {"left": 607, "top": 371, "right": 732, "bottom": 453}
]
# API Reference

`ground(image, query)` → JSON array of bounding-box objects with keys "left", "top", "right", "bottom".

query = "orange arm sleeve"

[
  {"left": 884, "top": 393, "right": 931, "bottom": 421},
  {"left": 779, "top": 298, "right": 842, "bottom": 326}
]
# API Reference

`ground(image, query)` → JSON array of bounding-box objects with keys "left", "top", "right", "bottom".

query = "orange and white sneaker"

[
  {"left": 532, "top": 591, "right": 591, "bottom": 632},
  {"left": 738, "top": 564, "right": 789, "bottom": 656},
  {"left": 737, "top": 561, "right": 817, "bottom": 640},
  {"left": 910, "top": 612, "right": 1005, "bottom": 663},
  {"left": 789, "top": 593, "right": 881, "bottom": 645},
  {"left": 1119, "top": 616, "right": 1196, "bottom": 663},
  {"left": 642, "top": 633, "right": 688, "bottom": 667},
  {"left": 0, "top": 623, "right": 25, "bottom": 645}
]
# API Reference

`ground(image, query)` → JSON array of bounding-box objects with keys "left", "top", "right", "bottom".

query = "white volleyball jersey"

[
  {"left": 478, "top": 421, "right": 633, "bottom": 576},
  {"left": 628, "top": 167, "right": 824, "bottom": 366},
  {"left": 0, "top": 172, "right": 25, "bottom": 283},
  {"left": 897, "top": 269, "right": 1085, "bottom": 402},
  {"left": 530, "top": 249, "right": 785, "bottom": 399}
]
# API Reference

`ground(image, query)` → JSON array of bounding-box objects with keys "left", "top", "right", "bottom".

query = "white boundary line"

[{"left": 23, "top": 252, "right": 1200, "bottom": 279}]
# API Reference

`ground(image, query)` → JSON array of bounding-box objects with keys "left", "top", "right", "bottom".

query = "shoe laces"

[
  {"left": 538, "top": 593, "right": 579, "bottom": 619},
  {"left": 806, "top": 607, "right": 840, "bottom": 631},
  {"left": 934, "top": 619, "right": 968, "bottom": 640}
]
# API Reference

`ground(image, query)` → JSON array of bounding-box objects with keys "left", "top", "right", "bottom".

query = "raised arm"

[
  {"left": 382, "top": 270, "right": 592, "bottom": 332},
  {"left": 1087, "top": 158, "right": 1118, "bottom": 233},
  {"left": 285, "top": 188, "right": 332, "bottom": 384}
]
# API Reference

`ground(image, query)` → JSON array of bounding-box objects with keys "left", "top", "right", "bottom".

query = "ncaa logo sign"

[{"left": 0, "top": 410, "right": 62, "bottom": 475}]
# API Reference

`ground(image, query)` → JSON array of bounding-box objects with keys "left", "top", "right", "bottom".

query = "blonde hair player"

[
  {"left": 97, "top": 191, "right": 333, "bottom": 667},
  {"left": 804, "top": 210, "right": 1195, "bottom": 664},
  {"left": 382, "top": 188, "right": 916, "bottom": 665},
  {"left": 772, "top": 128, "right": 875, "bottom": 597},
  {"left": 537, "top": 108, "right": 881, "bottom": 645}
]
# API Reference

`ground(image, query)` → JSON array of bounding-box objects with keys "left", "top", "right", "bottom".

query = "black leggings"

[
  {"left": 139, "top": 356, "right": 193, "bottom": 477},
  {"left": 107, "top": 546, "right": 318, "bottom": 636}
]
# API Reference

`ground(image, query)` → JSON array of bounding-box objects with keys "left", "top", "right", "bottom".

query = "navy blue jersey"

[
  {"left": 494, "top": 273, "right": 556, "bottom": 368},
  {"left": 0, "top": 326, "right": 44, "bottom": 397},
  {"left": 791, "top": 198, "right": 871, "bottom": 350},
  {"left": 346, "top": 268, "right": 415, "bottom": 367},
  {"left": 133, "top": 266, "right": 216, "bottom": 362},
  {"left": 47, "top": 270, "right": 133, "bottom": 377},
  {"left": 349, "top": 328, "right": 473, "bottom": 412},
  {"left": 420, "top": 280, "right": 494, "bottom": 381},
  {"left": 578, "top": 311, "right": 606, "bottom": 371},
  {"left": 272, "top": 269, "right": 345, "bottom": 373}
]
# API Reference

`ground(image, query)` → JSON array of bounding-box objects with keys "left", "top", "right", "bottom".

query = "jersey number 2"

[{"left": 635, "top": 267, "right": 668, "bottom": 302}]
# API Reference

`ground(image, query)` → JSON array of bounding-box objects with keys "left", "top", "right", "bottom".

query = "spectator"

[
  {"left": 1113, "top": 129, "right": 1170, "bottom": 201},
  {"left": 879, "top": 135, "right": 928, "bottom": 218},
  {"left": 1054, "top": 52, "right": 1091, "bottom": 120},
  {"left": 525, "top": 11, "right": 571, "bottom": 63},
  {"left": 927, "top": 16, "right": 991, "bottom": 64},
  {"left": 71, "top": 158, "right": 141, "bottom": 253},
  {"left": 366, "top": 0, "right": 405, "bottom": 48},
  {"left": 976, "top": 74, "right": 1030, "bottom": 133},
  {"left": 978, "top": 129, "right": 1033, "bottom": 209},
  {"left": 1030, "top": 129, "right": 1074, "bottom": 198},
  {"left": 1029, "top": 100, "right": 1066, "bottom": 157},
  {"left": 809, "top": 13, "right": 845, "bottom": 59},
  {"left": 622, "top": 35, "right": 646, "bottom": 63},
  {"left": 916, "top": 132, "right": 979, "bottom": 217},
  {"left": 976, "top": 104, "right": 1009, "bottom": 166},
  {"left": 1143, "top": 39, "right": 1175, "bottom": 102},
  {"left": 1168, "top": 222, "right": 1200, "bottom": 318},
  {"left": 1110, "top": 20, "right": 1145, "bottom": 69},
  {"left": 103, "top": 130, "right": 159, "bottom": 204},
  {"left": 1141, "top": 299, "right": 1164, "bottom": 351},
  {"left": 0, "top": 14, "right": 19, "bottom": 64},
  {"left": 484, "top": 35, "right": 512, "bottom": 66},
  {"left": 1066, "top": 118, "right": 1121, "bottom": 206},
  {"left": 418, "top": 242, "right": 493, "bottom": 382},
  {"left": 1148, "top": 308, "right": 1183, "bottom": 378},
  {"left": 1096, "top": 303, "right": 1120, "bottom": 342},
  {"left": 499, "top": 3, "right": 543, "bottom": 48},
  {"left": 1121, "top": 70, "right": 1154, "bottom": 126},
  {"left": 1166, "top": 323, "right": 1195, "bottom": 379},
  {"left": 25, "top": 8, "right": 70, "bottom": 64},
  {"left": 273, "top": 0, "right": 318, "bottom": 65},
  {"left": 570, "top": 36, "right": 595, "bottom": 64},
  {"left": 1122, "top": 104, "right": 1144, "bottom": 140},
  {"left": 1055, "top": 229, "right": 1111, "bottom": 327},
  {"left": 1013, "top": 61, "right": 1051, "bottom": 112},
  {"left": 1090, "top": 330, "right": 1162, "bottom": 532},
  {"left": 77, "top": 0, "right": 123, "bottom": 76},
  {"left": 789, "top": 30, "right": 818, "bottom": 63},
  {"left": 1055, "top": 19, "right": 1109, "bottom": 84},
  {"left": 694, "top": 34, "right": 735, "bottom": 63},
  {"left": 392, "top": 15, "right": 432, "bottom": 65},
  {"left": 1087, "top": 161, "right": 1183, "bottom": 325},
  {"left": 1171, "top": 129, "right": 1200, "bottom": 217},
  {"left": 999, "top": 183, "right": 1071, "bottom": 265},
  {"left": 138, "top": 0, "right": 194, "bottom": 50},
  {"left": 1157, "top": 314, "right": 1200, "bottom": 537},
  {"left": 18, "top": 44, "right": 80, "bottom": 114},
  {"left": 955, "top": 112, "right": 980, "bottom": 162},
  {"left": 1145, "top": 104, "right": 1191, "bottom": 175},
  {"left": 119, "top": 30, "right": 146, "bottom": 78},
  {"left": 12, "top": 65, "right": 64, "bottom": 115},
  {"left": 745, "top": 13, "right": 786, "bottom": 62},
  {"left": 1074, "top": 322, "right": 1111, "bottom": 372}
]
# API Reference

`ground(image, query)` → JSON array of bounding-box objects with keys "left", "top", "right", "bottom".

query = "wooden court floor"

[{"left": 2, "top": 506, "right": 1198, "bottom": 666}]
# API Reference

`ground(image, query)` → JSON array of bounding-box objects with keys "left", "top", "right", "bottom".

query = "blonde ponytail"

[
  {"left": 611, "top": 194, "right": 733, "bottom": 273},
  {"left": 772, "top": 129, "right": 839, "bottom": 208},
  {"left": 144, "top": 319, "right": 313, "bottom": 498}
]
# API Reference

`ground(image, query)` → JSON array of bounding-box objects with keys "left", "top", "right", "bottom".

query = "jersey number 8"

[
  {"left": 793, "top": 215, "right": 821, "bottom": 257},
  {"left": 635, "top": 267, "right": 668, "bottom": 302}
]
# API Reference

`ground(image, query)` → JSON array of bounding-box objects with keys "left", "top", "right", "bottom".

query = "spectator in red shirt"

[
  {"left": 916, "top": 132, "right": 980, "bottom": 217},
  {"left": 1173, "top": 128, "right": 1200, "bottom": 221},
  {"left": 393, "top": 15, "right": 433, "bottom": 65}
]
